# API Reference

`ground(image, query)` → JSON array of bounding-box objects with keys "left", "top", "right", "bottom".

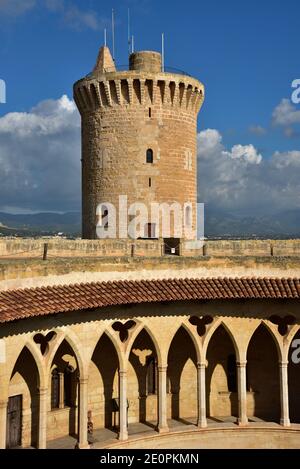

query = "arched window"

[
  {"left": 146, "top": 148, "right": 153, "bottom": 164},
  {"left": 146, "top": 356, "right": 156, "bottom": 395},
  {"left": 227, "top": 354, "right": 237, "bottom": 392},
  {"left": 51, "top": 368, "right": 59, "bottom": 409},
  {"left": 185, "top": 205, "right": 192, "bottom": 227}
]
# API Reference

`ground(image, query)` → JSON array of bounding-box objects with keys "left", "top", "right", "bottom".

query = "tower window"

[
  {"left": 146, "top": 148, "right": 153, "bottom": 164},
  {"left": 148, "top": 107, "right": 152, "bottom": 118},
  {"left": 185, "top": 205, "right": 192, "bottom": 227},
  {"left": 149, "top": 177, "right": 152, "bottom": 187},
  {"left": 102, "top": 207, "right": 109, "bottom": 229}
]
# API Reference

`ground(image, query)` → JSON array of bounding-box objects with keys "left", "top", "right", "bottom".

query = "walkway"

[{"left": 46, "top": 417, "right": 300, "bottom": 449}]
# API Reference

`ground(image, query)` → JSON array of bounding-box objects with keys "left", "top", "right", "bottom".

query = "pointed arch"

[
  {"left": 246, "top": 323, "right": 280, "bottom": 422},
  {"left": 46, "top": 330, "right": 86, "bottom": 385},
  {"left": 89, "top": 327, "right": 125, "bottom": 370},
  {"left": 246, "top": 321, "right": 282, "bottom": 361},
  {"left": 7, "top": 339, "right": 45, "bottom": 392},
  {"left": 7, "top": 345, "right": 41, "bottom": 448},
  {"left": 128, "top": 327, "right": 159, "bottom": 425},
  {"left": 206, "top": 323, "right": 239, "bottom": 419},
  {"left": 167, "top": 325, "right": 198, "bottom": 424},
  {"left": 167, "top": 322, "right": 201, "bottom": 364},
  {"left": 126, "top": 323, "right": 162, "bottom": 366},
  {"left": 88, "top": 331, "right": 120, "bottom": 431},
  {"left": 203, "top": 319, "right": 240, "bottom": 362}
]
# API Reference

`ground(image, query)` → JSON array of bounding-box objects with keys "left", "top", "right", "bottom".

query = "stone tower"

[{"left": 74, "top": 46, "right": 204, "bottom": 240}]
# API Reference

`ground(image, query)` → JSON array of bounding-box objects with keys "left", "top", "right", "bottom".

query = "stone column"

[
  {"left": 237, "top": 361, "right": 248, "bottom": 426},
  {"left": 59, "top": 372, "right": 64, "bottom": 409},
  {"left": 279, "top": 361, "right": 290, "bottom": 427},
  {"left": 118, "top": 370, "right": 128, "bottom": 441},
  {"left": 0, "top": 399, "right": 7, "bottom": 449},
  {"left": 157, "top": 366, "right": 169, "bottom": 433},
  {"left": 197, "top": 363, "right": 207, "bottom": 428},
  {"left": 38, "top": 387, "right": 48, "bottom": 449},
  {"left": 77, "top": 378, "right": 89, "bottom": 449}
]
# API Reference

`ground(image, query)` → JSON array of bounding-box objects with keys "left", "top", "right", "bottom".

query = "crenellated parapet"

[{"left": 74, "top": 73, "right": 204, "bottom": 114}]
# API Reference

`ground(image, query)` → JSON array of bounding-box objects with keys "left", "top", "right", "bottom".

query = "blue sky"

[{"left": 0, "top": 0, "right": 299, "bottom": 215}]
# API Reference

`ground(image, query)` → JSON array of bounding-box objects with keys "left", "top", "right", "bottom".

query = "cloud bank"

[{"left": 0, "top": 95, "right": 299, "bottom": 216}]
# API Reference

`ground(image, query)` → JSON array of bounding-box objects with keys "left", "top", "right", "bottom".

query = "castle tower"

[{"left": 74, "top": 46, "right": 204, "bottom": 241}]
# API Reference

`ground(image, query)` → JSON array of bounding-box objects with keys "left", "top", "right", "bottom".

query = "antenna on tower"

[
  {"left": 131, "top": 35, "right": 134, "bottom": 54},
  {"left": 112, "top": 8, "right": 115, "bottom": 62},
  {"left": 161, "top": 33, "right": 165, "bottom": 72},
  {"left": 127, "top": 8, "right": 131, "bottom": 55},
  {"left": 104, "top": 28, "right": 107, "bottom": 47}
]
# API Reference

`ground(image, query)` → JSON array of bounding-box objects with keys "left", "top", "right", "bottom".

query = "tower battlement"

[
  {"left": 74, "top": 46, "right": 205, "bottom": 240},
  {"left": 74, "top": 50, "right": 204, "bottom": 114}
]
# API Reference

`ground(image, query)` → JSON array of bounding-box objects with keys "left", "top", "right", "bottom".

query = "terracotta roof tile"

[{"left": 0, "top": 277, "right": 299, "bottom": 324}]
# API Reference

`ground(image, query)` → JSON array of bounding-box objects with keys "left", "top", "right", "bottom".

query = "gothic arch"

[
  {"left": 126, "top": 323, "right": 162, "bottom": 366},
  {"left": 88, "top": 331, "right": 120, "bottom": 431},
  {"left": 246, "top": 323, "right": 281, "bottom": 422},
  {"left": 128, "top": 327, "right": 159, "bottom": 425},
  {"left": 167, "top": 322, "right": 202, "bottom": 364},
  {"left": 246, "top": 321, "right": 282, "bottom": 361},
  {"left": 46, "top": 330, "right": 86, "bottom": 386},
  {"left": 206, "top": 323, "right": 239, "bottom": 419},
  {"left": 7, "top": 339, "right": 45, "bottom": 393},
  {"left": 167, "top": 325, "right": 198, "bottom": 423},
  {"left": 88, "top": 327, "right": 124, "bottom": 370},
  {"left": 203, "top": 319, "right": 240, "bottom": 362},
  {"left": 7, "top": 345, "right": 41, "bottom": 448}
]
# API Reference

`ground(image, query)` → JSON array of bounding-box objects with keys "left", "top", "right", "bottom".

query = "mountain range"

[{"left": 0, "top": 209, "right": 299, "bottom": 239}]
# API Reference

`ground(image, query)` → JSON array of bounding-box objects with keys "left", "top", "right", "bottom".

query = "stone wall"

[{"left": 0, "top": 238, "right": 300, "bottom": 260}]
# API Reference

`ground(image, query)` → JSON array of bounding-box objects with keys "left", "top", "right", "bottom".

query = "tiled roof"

[{"left": 0, "top": 277, "right": 299, "bottom": 324}]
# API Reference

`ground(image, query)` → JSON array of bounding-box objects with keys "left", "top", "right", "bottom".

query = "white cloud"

[
  {"left": 0, "top": 98, "right": 299, "bottom": 217},
  {"left": 45, "top": 0, "right": 106, "bottom": 31},
  {"left": 0, "top": 0, "right": 36, "bottom": 16},
  {"left": 0, "top": 0, "right": 106, "bottom": 30},
  {"left": 198, "top": 129, "right": 300, "bottom": 214},
  {"left": 223, "top": 144, "right": 262, "bottom": 164},
  {"left": 249, "top": 125, "right": 266, "bottom": 136},
  {"left": 63, "top": 5, "right": 103, "bottom": 31},
  {"left": 0, "top": 95, "right": 80, "bottom": 212},
  {"left": 272, "top": 98, "right": 300, "bottom": 126}
]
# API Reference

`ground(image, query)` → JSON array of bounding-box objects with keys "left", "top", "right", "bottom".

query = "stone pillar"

[
  {"left": 78, "top": 378, "right": 89, "bottom": 449},
  {"left": 197, "top": 363, "right": 207, "bottom": 428},
  {"left": 237, "top": 361, "right": 248, "bottom": 426},
  {"left": 118, "top": 370, "right": 128, "bottom": 441},
  {"left": 0, "top": 399, "right": 7, "bottom": 449},
  {"left": 59, "top": 372, "right": 64, "bottom": 409},
  {"left": 157, "top": 366, "right": 169, "bottom": 433},
  {"left": 38, "top": 388, "right": 48, "bottom": 449},
  {"left": 279, "top": 361, "right": 290, "bottom": 427}
]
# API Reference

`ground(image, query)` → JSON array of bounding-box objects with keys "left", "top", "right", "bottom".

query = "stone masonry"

[{"left": 74, "top": 47, "right": 204, "bottom": 239}]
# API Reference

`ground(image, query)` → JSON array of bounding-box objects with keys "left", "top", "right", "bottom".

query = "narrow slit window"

[
  {"left": 149, "top": 107, "right": 152, "bottom": 118},
  {"left": 146, "top": 148, "right": 153, "bottom": 164},
  {"left": 149, "top": 177, "right": 152, "bottom": 187}
]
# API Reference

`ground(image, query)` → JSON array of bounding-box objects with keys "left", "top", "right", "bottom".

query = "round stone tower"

[{"left": 74, "top": 46, "right": 204, "bottom": 240}]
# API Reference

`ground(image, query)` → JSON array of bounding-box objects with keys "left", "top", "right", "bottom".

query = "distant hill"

[
  {"left": 0, "top": 212, "right": 81, "bottom": 237},
  {"left": 205, "top": 208, "right": 300, "bottom": 238},
  {"left": 0, "top": 209, "right": 299, "bottom": 239}
]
